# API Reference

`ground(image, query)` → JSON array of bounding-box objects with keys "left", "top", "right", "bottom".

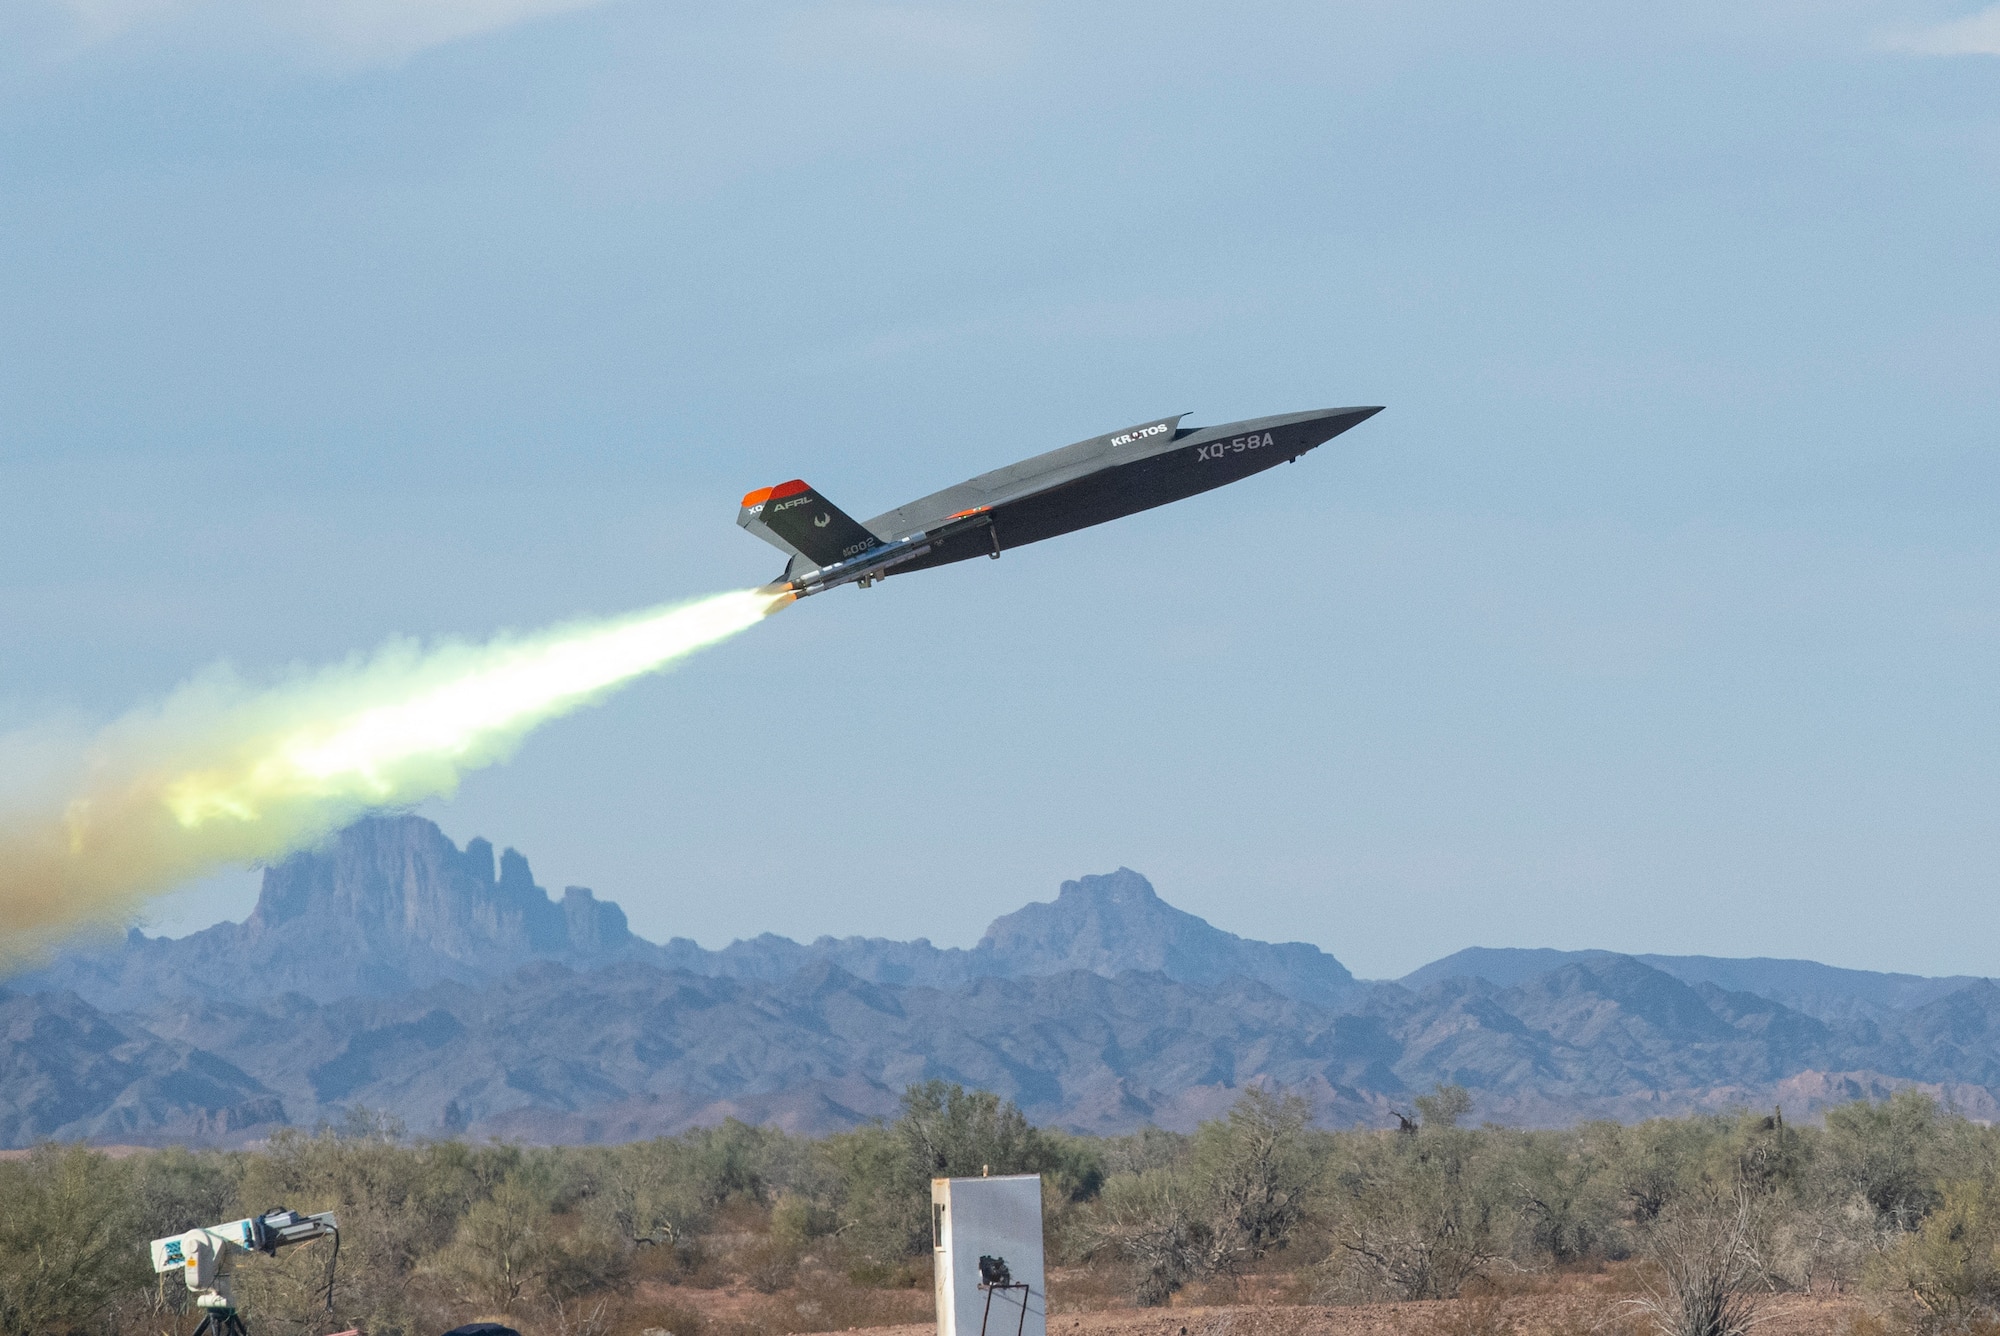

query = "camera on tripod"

[{"left": 150, "top": 1207, "right": 340, "bottom": 1336}]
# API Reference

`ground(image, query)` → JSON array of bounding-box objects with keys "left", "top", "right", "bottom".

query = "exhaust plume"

[{"left": 0, "top": 586, "right": 792, "bottom": 960}]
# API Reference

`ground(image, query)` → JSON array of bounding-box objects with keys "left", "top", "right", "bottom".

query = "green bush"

[
  {"left": 11, "top": 1084, "right": 2000, "bottom": 1334},
  {"left": 1869, "top": 1178, "right": 2000, "bottom": 1331},
  {"left": 1321, "top": 1087, "right": 1504, "bottom": 1301},
  {"left": 0, "top": 1146, "right": 145, "bottom": 1336}
]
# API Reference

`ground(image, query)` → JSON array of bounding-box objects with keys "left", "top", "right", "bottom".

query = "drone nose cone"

[{"left": 1296, "top": 405, "right": 1384, "bottom": 451}]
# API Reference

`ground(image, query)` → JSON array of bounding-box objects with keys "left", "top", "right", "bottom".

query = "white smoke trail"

[{"left": 0, "top": 586, "right": 792, "bottom": 960}]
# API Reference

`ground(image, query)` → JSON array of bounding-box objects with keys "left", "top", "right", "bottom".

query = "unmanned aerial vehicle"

[{"left": 739, "top": 405, "right": 1383, "bottom": 597}]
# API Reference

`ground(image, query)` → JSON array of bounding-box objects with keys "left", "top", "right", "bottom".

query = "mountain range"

[{"left": 3, "top": 815, "right": 1995, "bottom": 1147}]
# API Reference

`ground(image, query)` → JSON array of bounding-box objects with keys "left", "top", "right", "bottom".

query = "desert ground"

[{"left": 610, "top": 1264, "right": 1866, "bottom": 1336}]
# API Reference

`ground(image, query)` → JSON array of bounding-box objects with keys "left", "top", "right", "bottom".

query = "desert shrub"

[
  {"left": 589, "top": 1136, "right": 716, "bottom": 1250},
  {"left": 1190, "top": 1087, "right": 1318, "bottom": 1269},
  {"left": 426, "top": 1170, "right": 626, "bottom": 1314},
  {"left": 125, "top": 1146, "right": 242, "bottom": 1243},
  {"left": 1744, "top": 1131, "right": 1886, "bottom": 1294},
  {"left": 679, "top": 1118, "right": 789, "bottom": 1207},
  {"left": 1593, "top": 1116, "right": 1731, "bottom": 1229},
  {"left": 578, "top": 1119, "right": 833, "bottom": 1286},
  {"left": 1084, "top": 1166, "right": 1210, "bottom": 1305},
  {"left": 1626, "top": 1189, "right": 1759, "bottom": 1336},
  {"left": 1322, "top": 1086, "right": 1504, "bottom": 1301},
  {"left": 1571, "top": 1108, "right": 1853, "bottom": 1296},
  {"left": 769, "top": 1192, "right": 833, "bottom": 1247},
  {"left": 758, "top": 1124, "right": 850, "bottom": 1209},
  {"left": 1418, "top": 1084, "right": 1475, "bottom": 1130},
  {"left": 429, "top": 1175, "right": 549, "bottom": 1313},
  {"left": 827, "top": 1082, "right": 1064, "bottom": 1262},
  {"left": 0, "top": 1145, "right": 144, "bottom": 1336},
  {"left": 1100, "top": 1125, "right": 1193, "bottom": 1176},
  {"left": 29, "top": 1082, "right": 2000, "bottom": 1335},
  {"left": 1865, "top": 1177, "right": 2000, "bottom": 1333},
  {"left": 1505, "top": 1129, "right": 1616, "bottom": 1267},
  {"left": 1725, "top": 1111, "right": 1833, "bottom": 1292},
  {"left": 896, "top": 1081, "right": 1052, "bottom": 1182},
  {"left": 1424, "top": 1290, "right": 1517, "bottom": 1336},
  {"left": 232, "top": 1118, "right": 518, "bottom": 1336},
  {"left": 1036, "top": 1130, "right": 1110, "bottom": 1264},
  {"left": 1077, "top": 1087, "right": 1318, "bottom": 1303},
  {"left": 1725, "top": 1108, "right": 1812, "bottom": 1199},
  {"left": 819, "top": 1121, "right": 910, "bottom": 1262},
  {"left": 1828, "top": 1092, "right": 1949, "bottom": 1233}
]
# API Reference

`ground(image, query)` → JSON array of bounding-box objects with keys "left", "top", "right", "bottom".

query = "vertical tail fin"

[{"left": 737, "top": 481, "right": 882, "bottom": 567}]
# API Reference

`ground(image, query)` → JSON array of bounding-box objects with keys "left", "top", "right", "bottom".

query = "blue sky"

[{"left": 3, "top": 0, "right": 1998, "bottom": 978}]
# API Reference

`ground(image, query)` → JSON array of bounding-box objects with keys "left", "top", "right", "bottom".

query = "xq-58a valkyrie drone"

[{"left": 739, "top": 405, "right": 1382, "bottom": 597}]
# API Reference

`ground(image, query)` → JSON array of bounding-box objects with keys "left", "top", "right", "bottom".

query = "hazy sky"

[{"left": 3, "top": 0, "right": 1998, "bottom": 979}]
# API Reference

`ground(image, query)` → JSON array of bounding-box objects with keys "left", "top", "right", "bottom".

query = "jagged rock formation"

[
  {"left": 16, "top": 817, "right": 644, "bottom": 1009},
  {"left": 4, "top": 814, "right": 1997, "bottom": 1147},
  {"left": 15, "top": 823, "right": 1356, "bottom": 1012}
]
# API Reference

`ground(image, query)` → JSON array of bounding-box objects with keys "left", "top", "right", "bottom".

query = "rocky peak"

[
  {"left": 980, "top": 869, "right": 1187, "bottom": 968},
  {"left": 463, "top": 836, "right": 496, "bottom": 885},
  {"left": 16, "top": 821, "right": 1363, "bottom": 1013},
  {"left": 244, "top": 815, "right": 565, "bottom": 958},
  {"left": 562, "top": 887, "right": 633, "bottom": 954},
  {"left": 222, "top": 815, "right": 630, "bottom": 992},
  {"left": 1061, "top": 867, "right": 1162, "bottom": 908},
  {"left": 498, "top": 847, "right": 537, "bottom": 898},
  {"left": 978, "top": 868, "right": 1357, "bottom": 1006}
]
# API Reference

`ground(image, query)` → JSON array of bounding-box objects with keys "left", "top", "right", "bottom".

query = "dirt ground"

[
  {"left": 618, "top": 1265, "right": 1868, "bottom": 1336},
  {"left": 851, "top": 1295, "right": 1860, "bottom": 1336},
  {"left": 882, "top": 1295, "right": 1853, "bottom": 1336}
]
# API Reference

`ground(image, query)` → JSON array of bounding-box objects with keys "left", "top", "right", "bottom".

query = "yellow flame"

[{"left": 0, "top": 586, "right": 791, "bottom": 959}]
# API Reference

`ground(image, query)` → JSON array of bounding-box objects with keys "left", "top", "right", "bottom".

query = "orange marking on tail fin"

[{"left": 740, "top": 486, "right": 777, "bottom": 509}]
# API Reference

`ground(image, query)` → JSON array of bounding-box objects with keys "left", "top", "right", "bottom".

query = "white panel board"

[{"left": 931, "top": 1175, "right": 1046, "bottom": 1336}]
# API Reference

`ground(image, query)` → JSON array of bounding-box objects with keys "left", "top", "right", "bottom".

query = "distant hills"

[
  {"left": 14, "top": 816, "right": 1356, "bottom": 1009},
  {"left": 2, "top": 815, "right": 1995, "bottom": 1147},
  {"left": 1400, "top": 948, "right": 1982, "bottom": 1023}
]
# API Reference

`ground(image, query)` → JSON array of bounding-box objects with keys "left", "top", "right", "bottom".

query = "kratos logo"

[
  {"left": 1110, "top": 422, "right": 1171, "bottom": 447},
  {"left": 814, "top": 513, "right": 831, "bottom": 528}
]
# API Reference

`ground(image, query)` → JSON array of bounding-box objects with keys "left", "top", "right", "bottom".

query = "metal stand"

[
  {"left": 190, "top": 1310, "right": 251, "bottom": 1336},
  {"left": 977, "top": 1283, "right": 1032, "bottom": 1336}
]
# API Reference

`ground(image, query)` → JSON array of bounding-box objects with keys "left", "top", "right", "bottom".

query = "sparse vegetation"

[{"left": 5, "top": 1086, "right": 2000, "bottom": 1336}]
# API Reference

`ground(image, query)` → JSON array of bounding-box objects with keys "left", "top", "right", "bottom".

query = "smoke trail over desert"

[{"left": 0, "top": 586, "right": 791, "bottom": 959}]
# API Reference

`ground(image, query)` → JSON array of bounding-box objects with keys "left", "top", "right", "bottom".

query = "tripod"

[{"left": 189, "top": 1309, "right": 251, "bottom": 1336}]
